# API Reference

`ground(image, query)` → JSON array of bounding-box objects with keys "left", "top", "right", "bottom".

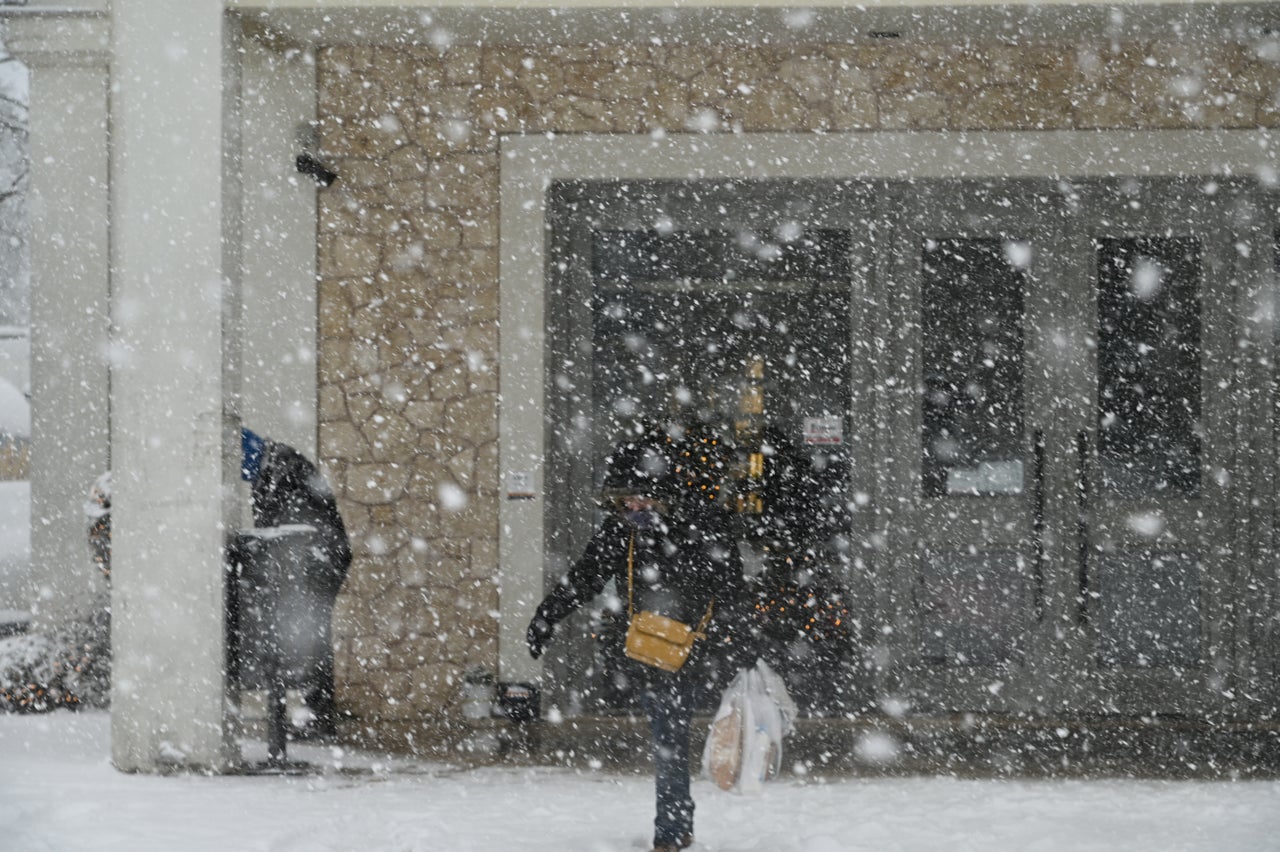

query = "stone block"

[
  {"left": 604, "top": 96, "right": 651, "bottom": 133},
  {"left": 404, "top": 398, "right": 445, "bottom": 430},
  {"left": 445, "top": 46, "right": 482, "bottom": 84},
  {"left": 397, "top": 542, "right": 438, "bottom": 588},
  {"left": 345, "top": 391, "right": 382, "bottom": 426},
  {"left": 318, "top": 291, "right": 353, "bottom": 341},
  {"left": 422, "top": 156, "right": 499, "bottom": 211},
  {"left": 319, "top": 383, "right": 348, "bottom": 422},
  {"left": 429, "top": 360, "right": 471, "bottom": 401},
  {"left": 879, "top": 89, "right": 949, "bottom": 130},
  {"left": 325, "top": 233, "right": 382, "bottom": 278},
  {"left": 454, "top": 576, "right": 499, "bottom": 615},
  {"left": 446, "top": 446, "right": 477, "bottom": 491},
  {"left": 318, "top": 338, "right": 359, "bottom": 384},
  {"left": 440, "top": 498, "right": 498, "bottom": 547},
  {"left": 874, "top": 50, "right": 927, "bottom": 93},
  {"left": 361, "top": 410, "right": 418, "bottom": 460},
  {"left": 347, "top": 462, "right": 411, "bottom": 505},
  {"left": 736, "top": 80, "right": 811, "bottom": 131},
  {"left": 406, "top": 663, "right": 457, "bottom": 706},
  {"left": 780, "top": 56, "right": 836, "bottom": 105},
  {"left": 444, "top": 393, "right": 497, "bottom": 446},
  {"left": 955, "top": 85, "right": 1074, "bottom": 131},
  {"left": 332, "top": 158, "right": 392, "bottom": 190},
  {"left": 829, "top": 89, "right": 878, "bottom": 130},
  {"left": 640, "top": 78, "right": 691, "bottom": 128},
  {"left": 321, "top": 419, "right": 370, "bottom": 460},
  {"left": 324, "top": 119, "right": 407, "bottom": 159},
  {"left": 467, "top": 530, "right": 499, "bottom": 575},
  {"left": 470, "top": 85, "right": 526, "bottom": 134}
]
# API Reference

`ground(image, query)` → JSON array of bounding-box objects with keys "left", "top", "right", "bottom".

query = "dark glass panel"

[
  {"left": 1096, "top": 238, "right": 1202, "bottom": 498},
  {"left": 921, "top": 239, "right": 1027, "bottom": 497},
  {"left": 593, "top": 228, "right": 851, "bottom": 283},
  {"left": 1095, "top": 552, "right": 1201, "bottom": 668},
  {"left": 917, "top": 552, "right": 1030, "bottom": 666}
]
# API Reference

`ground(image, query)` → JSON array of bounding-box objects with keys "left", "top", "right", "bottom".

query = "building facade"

[
  {"left": 8, "top": 0, "right": 1280, "bottom": 769},
  {"left": 308, "top": 8, "right": 1280, "bottom": 740}
]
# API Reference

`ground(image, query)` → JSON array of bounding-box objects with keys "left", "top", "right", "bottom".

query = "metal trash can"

[{"left": 226, "top": 524, "right": 323, "bottom": 767}]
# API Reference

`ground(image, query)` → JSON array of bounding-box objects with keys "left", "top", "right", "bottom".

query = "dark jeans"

[{"left": 639, "top": 673, "right": 699, "bottom": 846}]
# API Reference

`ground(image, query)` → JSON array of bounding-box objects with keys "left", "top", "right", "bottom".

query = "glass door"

[
  {"left": 880, "top": 178, "right": 1250, "bottom": 717},
  {"left": 545, "top": 179, "right": 874, "bottom": 714},
  {"left": 879, "top": 179, "right": 1068, "bottom": 713},
  {"left": 1064, "top": 180, "right": 1245, "bottom": 715}
]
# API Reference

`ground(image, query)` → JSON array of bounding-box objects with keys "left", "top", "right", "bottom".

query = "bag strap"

[
  {"left": 626, "top": 531, "right": 636, "bottom": 620},
  {"left": 626, "top": 529, "right": 715, "bottom": 632},
  {"left": 693, "top": 597, "right": 715, "bottom": 636}
]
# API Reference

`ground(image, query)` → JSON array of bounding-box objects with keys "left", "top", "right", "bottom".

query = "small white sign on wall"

[
  {"left": 506, "top": 470, "right": 536, "bottom": 500},
  {"left": 803, "top": 415, "right": 843, "bottom": 445}
]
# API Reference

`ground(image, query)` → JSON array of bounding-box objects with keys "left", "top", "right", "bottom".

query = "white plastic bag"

[{"left": 701, "top": 659, "right": 797, "bottom": 794}]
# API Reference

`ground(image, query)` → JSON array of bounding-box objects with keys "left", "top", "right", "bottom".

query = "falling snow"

[{"left": 3, "top": 3, "right": 1280, "bottom": 850}]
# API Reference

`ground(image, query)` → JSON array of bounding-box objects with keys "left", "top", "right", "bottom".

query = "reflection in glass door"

[
  {"left": 1095, "top": 238, "right": 1202, "bottom": 502},
  {"left": 921, "top": 239, "right": 1028, "bottom": 501},
  {"left": 544, "top": 180, "right": 869, "bottom": 714}
]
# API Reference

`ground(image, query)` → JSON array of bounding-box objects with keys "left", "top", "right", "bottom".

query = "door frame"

[
  {"left": 496, "top": 130, "right": 1280, "bottom": 719},
  {"left": 540, "top": 177, "right": 875, "bottom": 710},
  {"left": 877, "top": 175, "right": 1269, "bottom": 717}
]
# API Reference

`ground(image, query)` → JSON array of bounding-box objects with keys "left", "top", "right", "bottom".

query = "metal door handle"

[
  {"left": 1032, "top": 428, "right": 1046, "bottom": 620},
  {"left": 1075, "top": 430, "right": 1090, "bottom": 625}
]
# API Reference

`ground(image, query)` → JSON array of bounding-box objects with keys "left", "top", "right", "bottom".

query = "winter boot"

[{"left": 651, "top": 833, "right": 694, "bottom": 852}]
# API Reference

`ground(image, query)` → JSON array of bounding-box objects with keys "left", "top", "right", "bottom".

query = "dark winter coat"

[
  {"left": 533, "top": 500, "right": 752, "bottom": 682},
  {"left": 250, "top": 440, "right": 352, "bottom": 595}
]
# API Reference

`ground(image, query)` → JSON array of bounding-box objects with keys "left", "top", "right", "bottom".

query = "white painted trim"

[
  {"left": 0, "top": 12, "right": 107, "bottom": 63},
  {"left": 230, "top": 0, "right": 1272, "bottom": 10},
  {"left": 496, "top": 128, "right": 1279, "bottom": 683},
  {"left": 238, "top": 39, "right": 319, "bottom": 460},
  {"left": 230, "top": 2, "right": 1280, "bottom": 49},
  {"left": 504, "top": 130, "right": 1279, "bottom": 185}
]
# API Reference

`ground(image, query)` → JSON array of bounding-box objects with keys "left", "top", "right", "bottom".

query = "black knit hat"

[{"left": 600, "top": 424, "right": 677, "bottom": 499}]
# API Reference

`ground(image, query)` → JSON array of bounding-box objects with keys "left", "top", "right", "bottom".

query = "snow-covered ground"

[{"left": 3, "top": 710, "right": 1280, "bottom": 852}]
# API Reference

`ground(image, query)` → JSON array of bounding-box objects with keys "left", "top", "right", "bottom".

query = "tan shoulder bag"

[{"left": 623, "top": 532, "right": 714, "bottom": 673}]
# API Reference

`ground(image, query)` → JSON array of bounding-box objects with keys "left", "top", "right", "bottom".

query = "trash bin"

[{"left": 226, "top": 524, "right": 326, "bottom": 767}]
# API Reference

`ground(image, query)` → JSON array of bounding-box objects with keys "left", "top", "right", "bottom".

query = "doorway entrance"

[{"left": 541, "top": 175, "right": 1271, "bottom": 720}]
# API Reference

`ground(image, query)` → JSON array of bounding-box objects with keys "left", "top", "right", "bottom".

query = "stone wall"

[
  {"left": 314, "top": 37, "right": 1280, "bottom": 737},
  {"left": 0, "top": 437, "right": 28, "bottom": 480}
]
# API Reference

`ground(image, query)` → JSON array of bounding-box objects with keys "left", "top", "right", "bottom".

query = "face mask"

[{"left": 626, "top": 509, "right": 661, "bottom": 530}]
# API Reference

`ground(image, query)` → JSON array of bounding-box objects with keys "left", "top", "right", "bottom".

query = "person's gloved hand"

[{"left": 527, "top": 616, "right": 554, "bottom": 659}]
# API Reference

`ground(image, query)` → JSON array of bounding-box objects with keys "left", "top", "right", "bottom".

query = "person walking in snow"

[{"left": 526, "top": 422, "right": 754, "bottom": 852}]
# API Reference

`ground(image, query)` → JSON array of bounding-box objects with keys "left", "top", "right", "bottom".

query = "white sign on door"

[{"left": 803, "top": 415, "right": 843, "bottom": 445}]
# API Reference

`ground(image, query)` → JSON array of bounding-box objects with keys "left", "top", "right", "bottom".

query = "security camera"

[{"left": 296, "top": 153, "right": 337, "bottom": 187}]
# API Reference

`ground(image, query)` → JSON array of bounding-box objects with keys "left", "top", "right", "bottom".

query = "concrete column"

[
  {"left": 6, "top": 12, "right": 112, "bottom": 629},
  {"left": 109, "top": 0, "right": 232, "bottom": 772}
]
